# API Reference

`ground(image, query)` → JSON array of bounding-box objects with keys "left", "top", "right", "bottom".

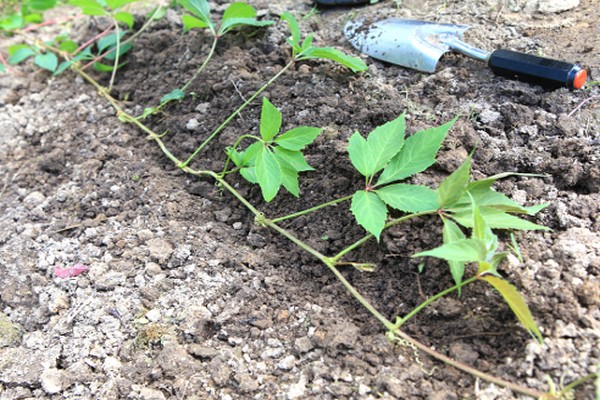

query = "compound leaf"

[
  {"left": 275, "top": 126, "right": 321, "bottom": 151},
  {"left": 351, "top": 190, "right": 387, "bottom": 240},
  {"left": 481, "top": 275, "right": 543, "bottom": 343},
  {"left": 378, "top": 117, "right": 456, "bottom": 185},
  {"left": 260, "top": 97, "right": 281, "bottom": 141},
  {"left": 375, "top": 184, "right": 438, "bottom": 213}
]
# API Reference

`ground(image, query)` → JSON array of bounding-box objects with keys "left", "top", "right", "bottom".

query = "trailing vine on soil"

[{"left": 2, "top": 1, "right": 597, "bottom": 399}]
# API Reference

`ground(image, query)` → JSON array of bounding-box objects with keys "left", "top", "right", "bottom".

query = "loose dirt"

[{"left": 0, "top": 0, "right": 598, "bottom": 399}]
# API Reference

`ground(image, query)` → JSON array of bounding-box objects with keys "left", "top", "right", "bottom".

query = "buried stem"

[
  {"left": 181, "top": 35, "right": 218, "bottom": 93},
  {"left": 395, "top": 276, "right": 478, "bottom": 329}
]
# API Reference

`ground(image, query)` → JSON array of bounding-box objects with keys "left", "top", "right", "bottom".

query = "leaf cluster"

[
  {"left": 0, "top": 0, "right": 58, "bottom": 31},
  {"left": 280, "top": 11, "right": 367, "bottom": 73},
  {"left": 227, "top": 97, "right": 322, "bottom": 201},
  {"left": 178, "top": 0, "right": 274, "bottom": 37},
  {"left": 348, "top": 114, "right": 454, "bottom": 239}
]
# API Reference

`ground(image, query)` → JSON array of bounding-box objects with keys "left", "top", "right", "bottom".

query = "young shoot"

[{"left": 226, "top": 97, "right": 322, "bottom": 202}]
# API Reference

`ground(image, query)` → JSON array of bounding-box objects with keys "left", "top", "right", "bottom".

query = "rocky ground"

[{"left": 0, "top": 0, "right": 598, "bottom": 399}]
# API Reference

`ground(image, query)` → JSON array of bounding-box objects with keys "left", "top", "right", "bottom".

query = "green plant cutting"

[{"left": 1, "top": 1, "right": 596, "bottom": 398}]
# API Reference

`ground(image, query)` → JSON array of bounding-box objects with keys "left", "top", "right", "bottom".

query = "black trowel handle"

[{"left": 488, "top": 49, "right": 587, "bottom": 90}]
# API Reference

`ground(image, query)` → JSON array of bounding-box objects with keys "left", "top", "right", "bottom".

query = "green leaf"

[
  {"left": 114, "top": 11, "right": 134, "bottom": 28},
  {"left": 260, "top": 97, "right": 282, "bottom": 141},
  {"left": 436, "top": 156, "right": 471, "bottom": 208},
  {"left": 297, "top": 46, "right": 367, "bottom": 73},
  {"left": 348, "top": 115, "right": 406, "bottom": 178},
  {"left": 240, "top": 167, "right": 257, "bottom": 184},
  {"left": 272, "top": 147, "right": 313, "bottom": 172},
  {"left": 351, "top": 190, "right": 387, "bottom": 240},
  {"left": 53, "top": 47, "right": 92, "bottom": 75},
  {"left": 450, "top": 207, "right": 549, "bottom": 231},
  {"left": 160, "top": 89, "right": 185, "bottom": 105},
  {"left": 220, "top": 17, "right": 273, "bottom": 35},
  {"left": 255, "top": 146, "right": 281, "bottom": 202},
  {"left": 105, "top": 0, "right": 137, "bottom": 10},
  {"left": 300, "top": 34, "right": 314, "bottom": 52},
  {"left": 58, "top": 39, "right": 78, "bottom": 53},
  {"left": 178, "top": 0, "right": 213, "bottom": 31},
  {"left": 280, "top": 12, "right": 301, "bottom": 48},
  {"left": 181, "top": 14, "right": 209, "bottom": 32},
  {"left": 223, "top": 2, "right": 255, "bottom": 20},
  {"left": 442, "top": 218, "right": 466, "bottom": 289},
  {"left": 0, "top": 13, "right": 25, "bottom": 31},
  {"left": 97, "top": 31, "right": 125, "bottom": 53},
  {"left": 218, "top": 2, "right": 273, "bottom": 36},
  {"left": 413, "top": 238, "right": 487, "bottom": 263},
  {"left": 375, "top": 184, "right": 438, "bottom": 213},
  {"left": 366, "top": 113, "right": 406, "bottom": 175},
  {"left": 34, "top": 53, "right": 58, "bottom": 71},
  {"left": 274, "top": 126, "right": 321, "bottom": 151},
  {"left": 278, "top": 158, "right": 300, "bottom": 197},
  {"left": 147, "top": 5, "right": 167, "bottom": 20},
  {"left": 347, "top": 131, "right": 370, "bottom": 177},
  {"left": 471, "top": 197, "right": 497, "bottom": 251},
  {"left": 93, "top": 61, "right": 128, "bottom": 72},
  {"left": 26, "top": 0, "right": 58, "bottom": 11},
  {"left": 0, "top": 64, "right": 5, "bottom": 73},
  {"left": 241, "top": 141, "right": 263, "bottom": 166},
  {"left": 7, "top": 45, "right": 36, "bottom": 65},
  {"left": 378, "top": 117, "right": 456, "bottom": 185},
  {"left": 70, "top": 0, "right": 108, "bottom": 16},
  {"left": 225, "top": 147, "right": 243, "bottom": 167},
  {"left": 480, "top": 276, "right": 543, "bottom": 343}
]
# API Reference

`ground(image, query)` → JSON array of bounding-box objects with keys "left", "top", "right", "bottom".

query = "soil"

[{"left": 0, "top": 0, "right": 599, "bottom": 399}]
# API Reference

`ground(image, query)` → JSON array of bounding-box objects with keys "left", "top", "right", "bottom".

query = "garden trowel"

[{"left": 344, "top": 18, "right": 587, "bottom": 90}]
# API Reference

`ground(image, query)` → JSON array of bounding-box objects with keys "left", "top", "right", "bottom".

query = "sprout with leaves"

[{"left": 225, "top": 97, "right": 322, "bottom": 201}]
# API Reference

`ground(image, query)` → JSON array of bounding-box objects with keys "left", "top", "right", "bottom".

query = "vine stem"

[
  {"left": 81, "top": 4, "right": 165, "bottom": 71},
  {"left": 107, "top": 19, "right": 121, "bottom": 92},
  {"left": 179, "top": 59, "right": 295, "bottom": 168},
  {"left": 271, "top": 194, "right": 353, "bottom": 223},
  {"left": 75, "top": 66, "right": 182, "bottom": 166},
  {"left": 220, "top": 134, "right": 262, "bottom": 177},
  {"left": 181, "top": 35, "right": 218, "bottom": 93},
  {"left": 74, "top": 22, "right": 115, "bottom": 55},
  {"left": 395, "top": 276, "right": 478, "bottom": 328},
  {"left": 68, "top": 48, "right": 554, "bottom": 400}
]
